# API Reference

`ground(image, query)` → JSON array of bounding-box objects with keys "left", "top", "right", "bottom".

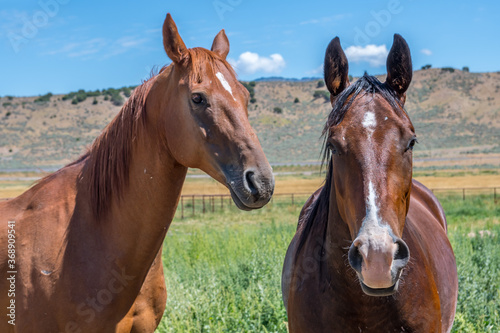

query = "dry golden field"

[{"left": 2, "top": 170, "right": 499, "bottom": 200}]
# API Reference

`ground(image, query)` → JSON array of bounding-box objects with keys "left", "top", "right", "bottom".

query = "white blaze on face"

[
  {"left": 361, "top": 111, "right": 383, "bottom": 228},
  {"left": 356, "top": 109, "right": 397, "bottom": 264},
  {"left": 366, "top": 181, "right": 380, "bottom": 224},
  {"left": 215, "top": 72, "right": 236, "bottom": 101},
  {"left": 362, "top": 111, "right": 377, "bottom": 137}
]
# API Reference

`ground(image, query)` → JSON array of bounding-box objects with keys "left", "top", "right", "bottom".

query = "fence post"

[
  {"left": 291, "top": 193, "right": 294, "bottom": 206},
  {"left": 221, "top": 195, "right": 223, "bottom": 210},
  {"left": 181, "top": 196, "right": 184, "bottom": 219},
  {"left": 495, "top": 188, "right": 497, "bottom": 204},
  {"left": 463, "top": 188, "right": 465, "bottom": 201},
  {"left": 203, "top": 195, "right": 206, "bottom": 213},
  {"left": 212, "top": 195, "right": 215, "bottom": 213},
  {"left": 192, "top": 195, "right": 195, "bottom": 216}
]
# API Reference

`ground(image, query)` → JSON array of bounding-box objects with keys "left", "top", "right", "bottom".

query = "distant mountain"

[
  {"left": 254, "top": 76, "right": 322, "bottom": 82},
  {"left": 1, "top": 68, "right": 499, "bottom": 171}
]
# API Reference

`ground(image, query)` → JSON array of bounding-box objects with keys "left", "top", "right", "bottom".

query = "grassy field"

[
  {"left": 155, "top": 194, "right": 499, "bottom": 333},
  {"left": 1, "top": 170, "right": 498, "bottom": 331}
]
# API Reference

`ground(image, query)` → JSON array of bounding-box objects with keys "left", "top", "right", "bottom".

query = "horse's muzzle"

[
  {"left": 228, "top": 168, "right": 274, "bottom": 210},
  {"left": 348, "top": 232, "right": 410, "bottom": 296}
]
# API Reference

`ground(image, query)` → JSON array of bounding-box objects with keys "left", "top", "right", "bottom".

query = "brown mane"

[
  {"left": 28, "top": 73, "right": 157, "bottom": 218},
  {"left": 85, "top": 77, "right": 153, "bottom": 219}
]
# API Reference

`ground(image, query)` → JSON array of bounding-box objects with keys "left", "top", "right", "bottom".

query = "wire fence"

[
  {"left": 0, "top": 187, "right": 497, "bottom": 219},
  {"left": 175, "top": 192, "right": 314, "bottom": 219},
  {"left": 174, "top": 187, "right": 498, "bottom": 219}
]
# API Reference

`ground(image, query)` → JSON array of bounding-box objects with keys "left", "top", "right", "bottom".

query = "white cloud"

[
  {"left": 229, "top": 52, "right": 285, "bottom": 75},
  {"left": 45, "top": 38, "right": 106, "bottom": 57},
  {"left": 344, "top": 44, "right": 389, "bottom": 67},
  {"left": 421, "top": 48, "right": 432, "bottom": 56},
  {"left": 42, "top": 35, "right": 148, "bottom": 60},
  {"left": 102, "top": 36, "right": 149, "bottom": 59}
]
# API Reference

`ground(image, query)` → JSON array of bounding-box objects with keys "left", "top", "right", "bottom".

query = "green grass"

[{"left": 156, "top": 195, "right": 499, "bottom": 332}]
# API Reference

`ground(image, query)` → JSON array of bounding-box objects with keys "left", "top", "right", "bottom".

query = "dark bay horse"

[
  {"left": 0, "top": 13, "right": 274, "bottom": 332},
  {"left": 282, "top": 35, "right": 458, "bottom": 332}
]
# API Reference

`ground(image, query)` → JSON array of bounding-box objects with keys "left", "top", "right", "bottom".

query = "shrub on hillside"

[
  {"left": 294, "top": 97, "right": 300, "bottom": 103},
  {"left": 34, "top": 92, "right": 53, "bottom": 103},
  {"left": 442, "top": 67, "right": 455, "bottom": 73},
  {"left": 313, "top": 90, "right": 330, "bottom": 102},
  {"left": 317, "top": 80, "right": 325, "bottom": 88},
  {"left": 421, "top": 64, "right": 432, "bottom": 70},
  {"left": 273, "top": 107, "right": 282, "bottom": 114},
  {"left": 122, "top": 87, "right": 132, "bottom": 98},
  {"left": 241, "top": 81, "right": 257, "bottom": 103},
  {"left": 86, "top": 90, "right": 101, "bottom": 97},
  {"left": 110, "top": 92, "right": 124, "bottom": 106},
  {"left": 62, "top": 93, "right": 73, "bottom": 101},
  {"left": 74, "top": 90, "right": 87, "bottom": 103}
]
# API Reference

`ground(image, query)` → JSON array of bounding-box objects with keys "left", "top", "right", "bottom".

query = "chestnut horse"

[
  {"left": 0, "top": 13, "right": 274, "bottom": 332},
  {"left": 282, "top": 35, "right": 458, "bottom": 332}
]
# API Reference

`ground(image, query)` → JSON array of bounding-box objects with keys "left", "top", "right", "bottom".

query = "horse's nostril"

[
  {"left": 348, "top": 243, "right": 363, "bottom": 273},
  {"left": 244, "top": 170, "right": 259, "bottom": 196},
  {"left": 394, "top": 238, "right": 410, "bottom": 264}
]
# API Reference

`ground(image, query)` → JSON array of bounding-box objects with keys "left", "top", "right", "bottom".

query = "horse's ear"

[
  {"left": 211, "top": 29, "right": 229, "bottom": 59},
  {"left": 324, "top": 37, "right": 350, "bottom": 103},
  {"left": 163, "top": 13, "right": 188, "bottom": 64},
  {"left": 385, "top": 34, "right": 412, "bottom": 102}
]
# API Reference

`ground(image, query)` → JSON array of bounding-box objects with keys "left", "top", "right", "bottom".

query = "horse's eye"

[
  {"left": 327, "top": 142, "right": 339, "bottom": 155},
  {"left": 191, "top": 93, "right": 203, "bottom": 104},
  {"left": 406, "top": 137, "right": 418, "bottom": 152}
]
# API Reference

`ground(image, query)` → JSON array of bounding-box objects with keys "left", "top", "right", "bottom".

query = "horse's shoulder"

[
  {"left": 409, "top": 179, "right": 447, "bottom": 232},
  {"left": 0, "top": 163, "right": 82, "bottom": 229},
  {"left": 283, "top": 186, "right": 324, "bottom": 312}
]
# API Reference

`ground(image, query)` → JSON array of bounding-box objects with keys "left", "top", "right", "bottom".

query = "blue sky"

[{"left": 1, "top": 0, "right": 498, "bottom": 96}]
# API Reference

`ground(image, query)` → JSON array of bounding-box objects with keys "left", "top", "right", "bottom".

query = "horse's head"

[
  {"left": 153, "top": 14, "right": 274, "bottom": 210},
  {"left": 323, "top": 35, "right": 415, "bottom": 296}
]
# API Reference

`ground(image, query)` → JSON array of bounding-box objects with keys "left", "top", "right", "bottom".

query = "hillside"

[{"left": 1, "top": 68, "right": 499, "bottom": 171}]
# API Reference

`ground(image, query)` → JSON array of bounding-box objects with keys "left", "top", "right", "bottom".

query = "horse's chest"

[
  {"left": 290, "top": 286, "right": 434, "bottom": 333},
  {"left": 322, "top": 306, "right": 413, "bottom": 333}
]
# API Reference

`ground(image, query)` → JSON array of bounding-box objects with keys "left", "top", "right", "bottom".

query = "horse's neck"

[
  {"left": 91, "top": 129, "right": 186, "bottom": 268},
  {"left": 324, "top": 182, "right": 352, "bottom": 273},
  {"left": 66, "top": 102, "right": 186, "bottom": 315}
]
